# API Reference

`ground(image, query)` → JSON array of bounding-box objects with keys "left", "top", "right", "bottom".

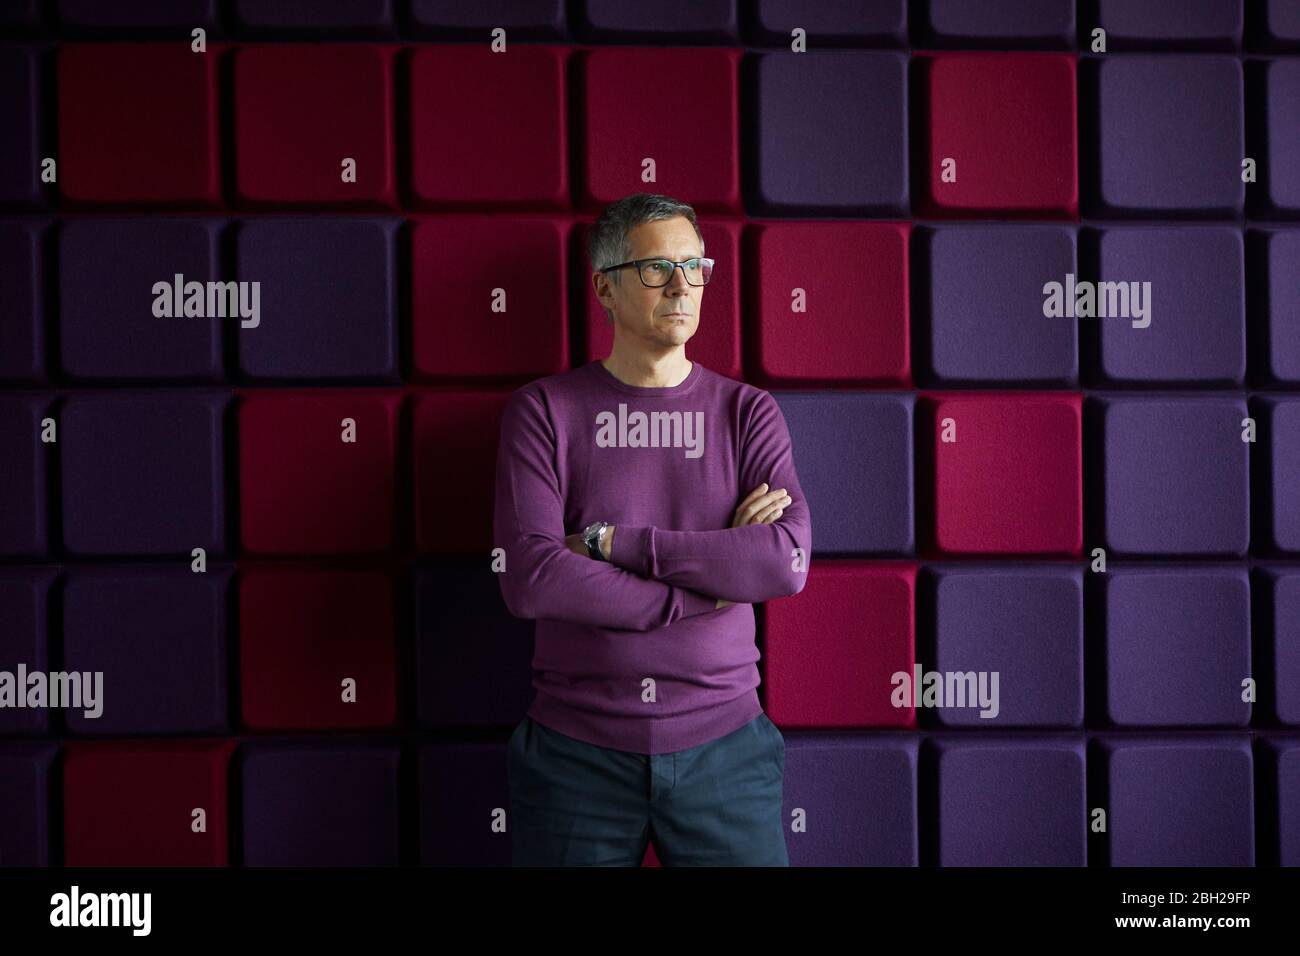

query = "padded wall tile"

[
  {"left": 581, "top": 48, "right": 742, "bottom": 213},
  {"left": 1097, "top": 396, "right": 1250, "bottom": 557},
  {"left": 749, "top": 52, "right": 908, "bottom": 216},
  {"left": 235, "top": 218, "right": 399, "bottom": 382},
  {"left": 61, "top": 392, "right": 228, "bottom": 556},
  {"left": 238, "top": 391, "right": 400, "bottom": 554},
  {"left": 233, "top": 44, "right": 396, "bottom": 206},
  {"left": 240, "top": 741, "right": 400, "bottom": 866},
  {"left": 1087, "top": 55, "right": 1244, "bottom": 216},
  {"left": 58, "top": 219, "right": 224, "bottom": 381},
  {"left": 1101, "top": 735, "right": 1254, "bottom": 866},
  {"left": 918, "top": 53, "right": 1077, "bottom": 217},
  {"left": 407, "top": 45, "right": 568, "bottom": 208},
  {"left": 63, "top": 740, "right": 234, "bottom": 866},
  {"left": 764, "top": 561, "right": 917, "bottom": 728},
  {"left": 58, "top": 43, "right": 220, "bottom": 205}
]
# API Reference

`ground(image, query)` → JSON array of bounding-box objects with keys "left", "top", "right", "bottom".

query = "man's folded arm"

[
  {"left": 494, "top": 389, "right": 717, "bottom": 631},
  {"left": 607, "top": 390, "right": 812, "bottom": 603}
]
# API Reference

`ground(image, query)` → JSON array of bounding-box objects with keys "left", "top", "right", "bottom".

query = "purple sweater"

[{"left": 493, "top": 358, "right": 811, "bottom": 754}]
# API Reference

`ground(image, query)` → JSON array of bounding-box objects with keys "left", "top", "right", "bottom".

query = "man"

[{"left": 494, "top": 192, "right": 812, "bottom": 866}]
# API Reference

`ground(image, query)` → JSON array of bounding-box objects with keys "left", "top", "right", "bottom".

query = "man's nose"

[{"left": 666, "top": 267, "right": 691, "bottom": 293}]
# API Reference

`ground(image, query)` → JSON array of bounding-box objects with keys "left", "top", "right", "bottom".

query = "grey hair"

[{"left": 589, "top": 193, "right": 705, "bottom": 323}]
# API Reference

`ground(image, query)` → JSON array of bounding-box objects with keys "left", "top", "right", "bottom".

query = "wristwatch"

[{"left": 582, "top": 520, "right": 610, "bottom": 560}]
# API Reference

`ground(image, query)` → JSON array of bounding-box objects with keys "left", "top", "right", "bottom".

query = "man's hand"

[
  {"left": 731, "top": 482, "right": 792, "bottom": 528},
  {"left": 564, "top": 532, "right": 586, "bottom": 557},
  {"left": 714, "top": 483, "right": 794, "bottom": 609}
]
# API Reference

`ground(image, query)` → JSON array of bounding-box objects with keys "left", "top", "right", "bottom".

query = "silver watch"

[{"left": 582, "top": 521, "right": 609, "bottom": 560}]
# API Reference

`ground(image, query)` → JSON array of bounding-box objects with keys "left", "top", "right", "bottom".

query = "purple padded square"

[
  {"left": 1260, "top": 60, "right": 1300, "bottom": 214},
  {"left": 0, "top": 47, "right": 43, "bottom": 205},
  {"left": 1090, "top": 56, "right": 1244, "bottom": 216},
  {"left": 1093, "top": 226, "right": 1245, "bottom": 386},
  {"left": 232, "top": 0, "right": 393, "bottom": 34},
  {"left": 1099, "top": 396, "right": 1249, "bottom": 556},
  {"left": 922, "top": 0, "right": 1073, "bottom": 47},
  {"left": 751, "top": 51, "right": 907, "bottom": 216},
  {"left": 0, "top": 220, "right": 44, "bottom": 383},
  {"left": 930, "top": 566, "right": 1083, "bottom": 727},
  {"left": 235, "top": 219, "right": 399, "bottom": 382},
  {"left": 1095, "top": 0, "right": 1242, "bottom": 48},
  {"left": 752, "top": 0, "right": 906, "bottom": 45},
  {"left": 931, "top": 737, "right": 1086, "bottom": 866},
  {"left": 0, "top": 743, "right": 56, "bottom": 866},
  {"left": 241, "top": 742, "right": 400, "bottom": 866},
  {"left": 0, "top": 396, "right": 48, "bottom": 558},
  {"left": 921, "top": 224, "right": 1077, "bottom": 386},
  {"left": 408, "top": 0, "right": 565, "bottom": 38},
  {"left": 580, "top": 0, "right": 738, "bottom": 42},
  {"left": 1264, "top": 737, "right": 1300, "bottom": 865},
  {"left": 1261, "top": 397, "right": 1300, "bottom": 553},
  {"left": 415, "top": 561, "right": 533, "bottom": 729},
  {"left": 783, "top": 736, "right": 917, "bottom": 866},
  {"left": 1104, "top": 566, "right": 1251, "bottom": 727},
  {"left": 419, "top": 744, "right": 511, "bottom": 866},
  {"left": 61, "top": 567, "right": 230, "bottom": 735},
  {"left": 0, "top": 569, "right": 54, "bottom": 735},
  {"left": 58, "top": 219, "right": 224, "bottom": 381},
  {"left": 1259, "top": 231, "right": 1300, "bottom": 384},
  {"left": 60, "top": 392, "right": 228, "bottom": 556},
  {"left": 58, "top": 0, "right": 219, "bottom": 29},
  {"left": 775, "top": 393, "right": 913, "bottom": 555},
  {"left": 1260, "top": 569, "right": 1300, "bottom": 725},
  {"left": 1103, "top": 735, "right": 1254, "bottom": 866},
  {"left": 1259, "top": 0, "right": 1300, "bottom": 47}
]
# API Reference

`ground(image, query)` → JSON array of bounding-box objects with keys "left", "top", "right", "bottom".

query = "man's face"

[{"left": 594, "top": 216, "right": 705, "bottom": 351}]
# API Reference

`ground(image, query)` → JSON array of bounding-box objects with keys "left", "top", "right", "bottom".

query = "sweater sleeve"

[
  {"left": 607, "top": 390, "right": 812, "bottom": 603},
  {"left": 494, "top": 388, "right": 719, "bottom": 630}
]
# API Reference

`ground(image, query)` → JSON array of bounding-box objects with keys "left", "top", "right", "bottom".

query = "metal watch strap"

[{"left": 584, "top": 521, "right": 608, "bottom": 560}]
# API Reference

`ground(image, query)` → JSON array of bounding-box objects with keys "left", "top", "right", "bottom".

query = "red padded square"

[
  {"left": 238, "top": 390, "right": 401, "bottom": 554},
  {"left": 918, "top": 52, "right": 1078, "bottom": 218},
  {"left": 764, "top": 561, "right": 917, "bottom": 729},
  {"left": 239, "top": 567, "right": 397, "bottom": 731},
  {"left": 63, "top": 740, "right": 234, "bottom": 866},
  {"left": 234, "top": 44, "right": 396, "bottom": 206},
  {"left": 580, "top": 218, "right": 742, "bottom": 379},
  {"left": 412, "top": 391, "right": 509, "bottom": 552},
  {"left": 924, "top": 392, "right": 1083, "bottom": 555},
  {"left": 581, "top": 47, "right": 742, "bottom": 213},
  {"left": 410, "top": 217, "right": 569, "bottom": 379},
  {"left": 408, "top": 45, "right": 569, "bottom": 208},
  {"left": 750, "top": 221, "right": 911, "bottom": 386},
  {"left": 58, "top": 43, "right": 220, "bottom": 205}
]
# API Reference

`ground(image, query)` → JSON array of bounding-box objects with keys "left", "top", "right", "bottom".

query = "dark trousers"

[{"left": 506, "top": 711, "right": 789, "bottom": 867}]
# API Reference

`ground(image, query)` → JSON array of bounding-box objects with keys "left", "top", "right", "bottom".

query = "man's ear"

[{"left": 593, "top": 273, "right": 618, "bottom": 322}]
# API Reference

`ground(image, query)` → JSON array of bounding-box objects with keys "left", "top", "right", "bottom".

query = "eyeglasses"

[{"left": 602, "top": 257, "right": 715, "bottom": 288}]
